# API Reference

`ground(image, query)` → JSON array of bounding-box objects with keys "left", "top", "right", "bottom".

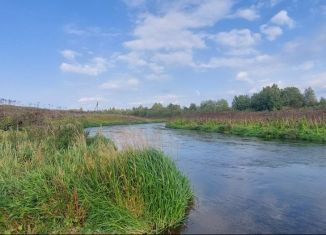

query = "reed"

[{"left": 167, "top": 111, "right": 326, "bottom": 142}]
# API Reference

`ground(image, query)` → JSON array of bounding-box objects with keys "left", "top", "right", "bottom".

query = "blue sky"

[{"left": 1, "top": 0, "right": 326, "bottom": 109}]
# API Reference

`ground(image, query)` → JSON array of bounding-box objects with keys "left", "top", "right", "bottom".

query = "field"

[
  {"left": 0, "top": 106, "right": 192, "bottom": 233},
  {"left": 167, "top": 109, "right": 326, "bottom": 143}
]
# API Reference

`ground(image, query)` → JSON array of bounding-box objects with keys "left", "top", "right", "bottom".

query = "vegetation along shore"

[
  {"left": 0, "top": 107, "right": 192, "bottom": 234},
  {"left": 165, "top": 85, "right": 326, "bottom": 143}
]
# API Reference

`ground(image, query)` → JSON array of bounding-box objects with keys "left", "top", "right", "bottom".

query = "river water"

[{"left": 87, "top": 123, "right": 326, "bottom": 234}]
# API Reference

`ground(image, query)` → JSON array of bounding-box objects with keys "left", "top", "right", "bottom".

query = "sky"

[{"left": 0, "top": 0, "right": 326, "bottom": 110}]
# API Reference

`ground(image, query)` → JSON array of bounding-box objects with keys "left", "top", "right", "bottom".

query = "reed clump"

[{"left": 0, "top": 123, "right": 192, "bottom": 234}]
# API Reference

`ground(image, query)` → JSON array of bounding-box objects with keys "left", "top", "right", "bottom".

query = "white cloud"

[
  {"left": 124, "top": 1, "right": 232, "bottom": 51},
  {"left": 64, "top": 24, "right": 118, "bottom": 37},
  {"left": 116, "top": 52, "right": 148, "bottom": 67},
  {"left": 100, "top": 76, "right": 139, "bottom": 91},
  {"left": 152, "top": 51, "right": 195, "bottom": 66},
  {"left": 214, "top": 29, "right": 261, "bottom": 48},
  {"left": 145, "top": 73, "right": 170, "bottom": 81},
  {"left": 225, "top": 48, "right": 259, "bottom": 56},
  {"left": 233, "top": 8, "right": 260, "bottom": 21},
  {"left": 201, "top": 54, "right": 272, "bottom": 69},
  {"left": 78, "top": 97, "right": 106, "bottom": 103},
  {"left": 61, "top": 49, "right": 79, "bottom": 60},
  {"left": 271, "top": 10, "right": 295, "bottom": 28},
  {"left": 260, "top": 24, "right": 283, "bottom": 41},
  {"left": 236, "top": 71, "right": 252, "bottom": 82},
  {"left": 60, "top": 57, "right": 109, "bottom": 76}
]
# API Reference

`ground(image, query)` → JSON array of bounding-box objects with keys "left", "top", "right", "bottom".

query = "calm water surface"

[{"left": 87, "top": 123, "right": 326, "bottom": 234}]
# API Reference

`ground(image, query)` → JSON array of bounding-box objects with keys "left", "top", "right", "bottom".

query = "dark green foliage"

[
  {"left": 86, "top": 133, "right": 117, "bottom": 150},
  {"left": 251, "top": 84, "right": 282, "bottom": 111},
  {"left": 51, "top": 123, "right": 84, "bottom": 150},
  {"left": 200, "top": 99, "right": 229, "bottom": 112},
  {"left": 281, "top": 87, "right": 304, "bottom": 108},
  {"left": 189, "top": 103, "right": 197, "bottom": 112},
  {"left": 232, "top": 95, "right": 251, "bottom": 111},
  {"left": 304, "top": 87, "right": 318, "bottom": 106},
  {"left": 320, "top": 97, "right": 326, "bottom": 108}
]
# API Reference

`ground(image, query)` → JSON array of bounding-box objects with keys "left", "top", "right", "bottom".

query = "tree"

[
  {"left": 216, "top": 99, "right": 229, "bottom": 111},
  {"left": 167, "top": 103, "right": 182, "bottom": 116},
  {"left": 150, "top": 103, "right": 165, "bottom": 117},
  {"left": 319, "top": 97, "right": 326, "bottom": 107},
  {"left": 281, "top": 87, "right": 304, "bottom": 108},
  {"left": 304, "top": 87, "right": 318, "bottom": 106},
  {"left": 200, "top": 100, "right": 217, "bottom": 113},
  {"left": 232, "top": 95, "right": 251, "bottom": 111},
  {"left": 189, "top": 103, "right": 197, "bottom": 112},
  {"left": 251, "top": 84, "right": 282, "bottom": 111}
]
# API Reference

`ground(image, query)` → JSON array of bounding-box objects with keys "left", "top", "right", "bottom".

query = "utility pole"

[{"left": 95, "top": 101, "right": 99, "bottom": 112}]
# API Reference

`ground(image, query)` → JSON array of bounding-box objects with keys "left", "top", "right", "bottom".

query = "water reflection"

[{"left": 87, "top": 123, "right": 326, "bottom": 234}]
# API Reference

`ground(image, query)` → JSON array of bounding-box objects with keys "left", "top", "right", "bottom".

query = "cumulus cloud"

[
  {"left": 271, "top": 10, "right": 295, "bottom": 28},
  {"left": 213, "top": 29, "right": 261, "bottom": 48},
  {"left": 152, "top": 51, "right": 195, "bottom": 66},
  {"left": 100, "top": 76, "right": 139, "bottom": 91},
  {"left": 61, "top": 49, "right": 79, "bottom": 60},
  {"left": 118, "top": 0, "right": 233, "bottom": 73},
  {"left": 236, "top": 71, "right": 252, "bottom": 82},
  {"left": 60, "top": 57, "right": 109, "bottom": 76},
  {"left": 124, "top": 0, "right": 232, "bottom": 51},
  {"left": 260, "top": 24, "right": 283, "bottom": 41},
  {"left": 232, "top": 7, "right": 260, "bottom": 21}
]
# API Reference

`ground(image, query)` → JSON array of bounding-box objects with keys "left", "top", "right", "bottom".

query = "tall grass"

[
  {"left": 0, "top": 123, "right": 192, "bottom": 234},
  {"left": 167, "top": 115, "right": 326, "bottom": 143}
]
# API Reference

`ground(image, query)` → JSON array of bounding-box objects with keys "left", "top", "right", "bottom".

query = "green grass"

[
  {"left": 0, "top": 123, "right": 192, "bottom": 234},
  {"left": 167, "top": 118, "right": 326, "bottom": 143}
]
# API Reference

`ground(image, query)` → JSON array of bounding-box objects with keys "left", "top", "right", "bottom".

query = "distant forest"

[
  {"left": 1, "top": 84, "right": 326, "bottom": 118},
  {"left": 102, "top": 84, "right": 326, "bottom": 118}
]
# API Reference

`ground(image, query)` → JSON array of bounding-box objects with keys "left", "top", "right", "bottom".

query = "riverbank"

[
  {"left": 0, "top": 105, "right": 163, "bottom": 130},
  {"left": 0, "top": 109, "right": 192, "bottom": 233},
  {"left": 166, "top": 118, "right": 326, "bottom": 143}
]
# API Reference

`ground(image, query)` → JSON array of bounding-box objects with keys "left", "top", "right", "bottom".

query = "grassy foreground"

[
  {"left": 0, "top": 123, "right": 192, "bottom": 234},
  {"left": 167, "top": 117, "right": 326, "bottom": 143}
]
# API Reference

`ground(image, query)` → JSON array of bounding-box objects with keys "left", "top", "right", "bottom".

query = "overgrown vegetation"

[
  {"left": 0, "top": 105, "right": 159, "bottom": 130},
  {"left": 167, "top": 110, "right": 326, "bottom": 142},
  {"left": 0, "top": 122, "right": 192, "bottom": 233}
]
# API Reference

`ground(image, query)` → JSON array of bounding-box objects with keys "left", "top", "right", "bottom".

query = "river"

[{"left": 87, "top": 123, "right": 326, "bottom": 234}]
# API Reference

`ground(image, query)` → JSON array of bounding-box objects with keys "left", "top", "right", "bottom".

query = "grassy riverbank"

[
  {"left": 0, "top": 108, "right": 192, "bottom": 233},
  {"left": 0, "top": 105, "right": 162, "bottom": 130},
  {"left": 167, "top": 111, "right": 326, "bottom": 143}
]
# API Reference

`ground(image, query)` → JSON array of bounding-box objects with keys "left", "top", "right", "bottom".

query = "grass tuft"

[{"left": 0, "top": 123, "right": 192, "bottom": 234}]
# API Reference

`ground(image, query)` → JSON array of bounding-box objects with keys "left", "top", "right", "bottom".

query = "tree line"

[{"left": 101, "top": 84, "right": 325, "bottom": 118}]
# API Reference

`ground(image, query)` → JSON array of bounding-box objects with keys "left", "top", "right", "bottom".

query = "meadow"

[
  {"left": 167, "top": 110, "right": 326, "bottom": 143},
  {"left": 0, "top": 105, "right": 192, "bottom": 234}
]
